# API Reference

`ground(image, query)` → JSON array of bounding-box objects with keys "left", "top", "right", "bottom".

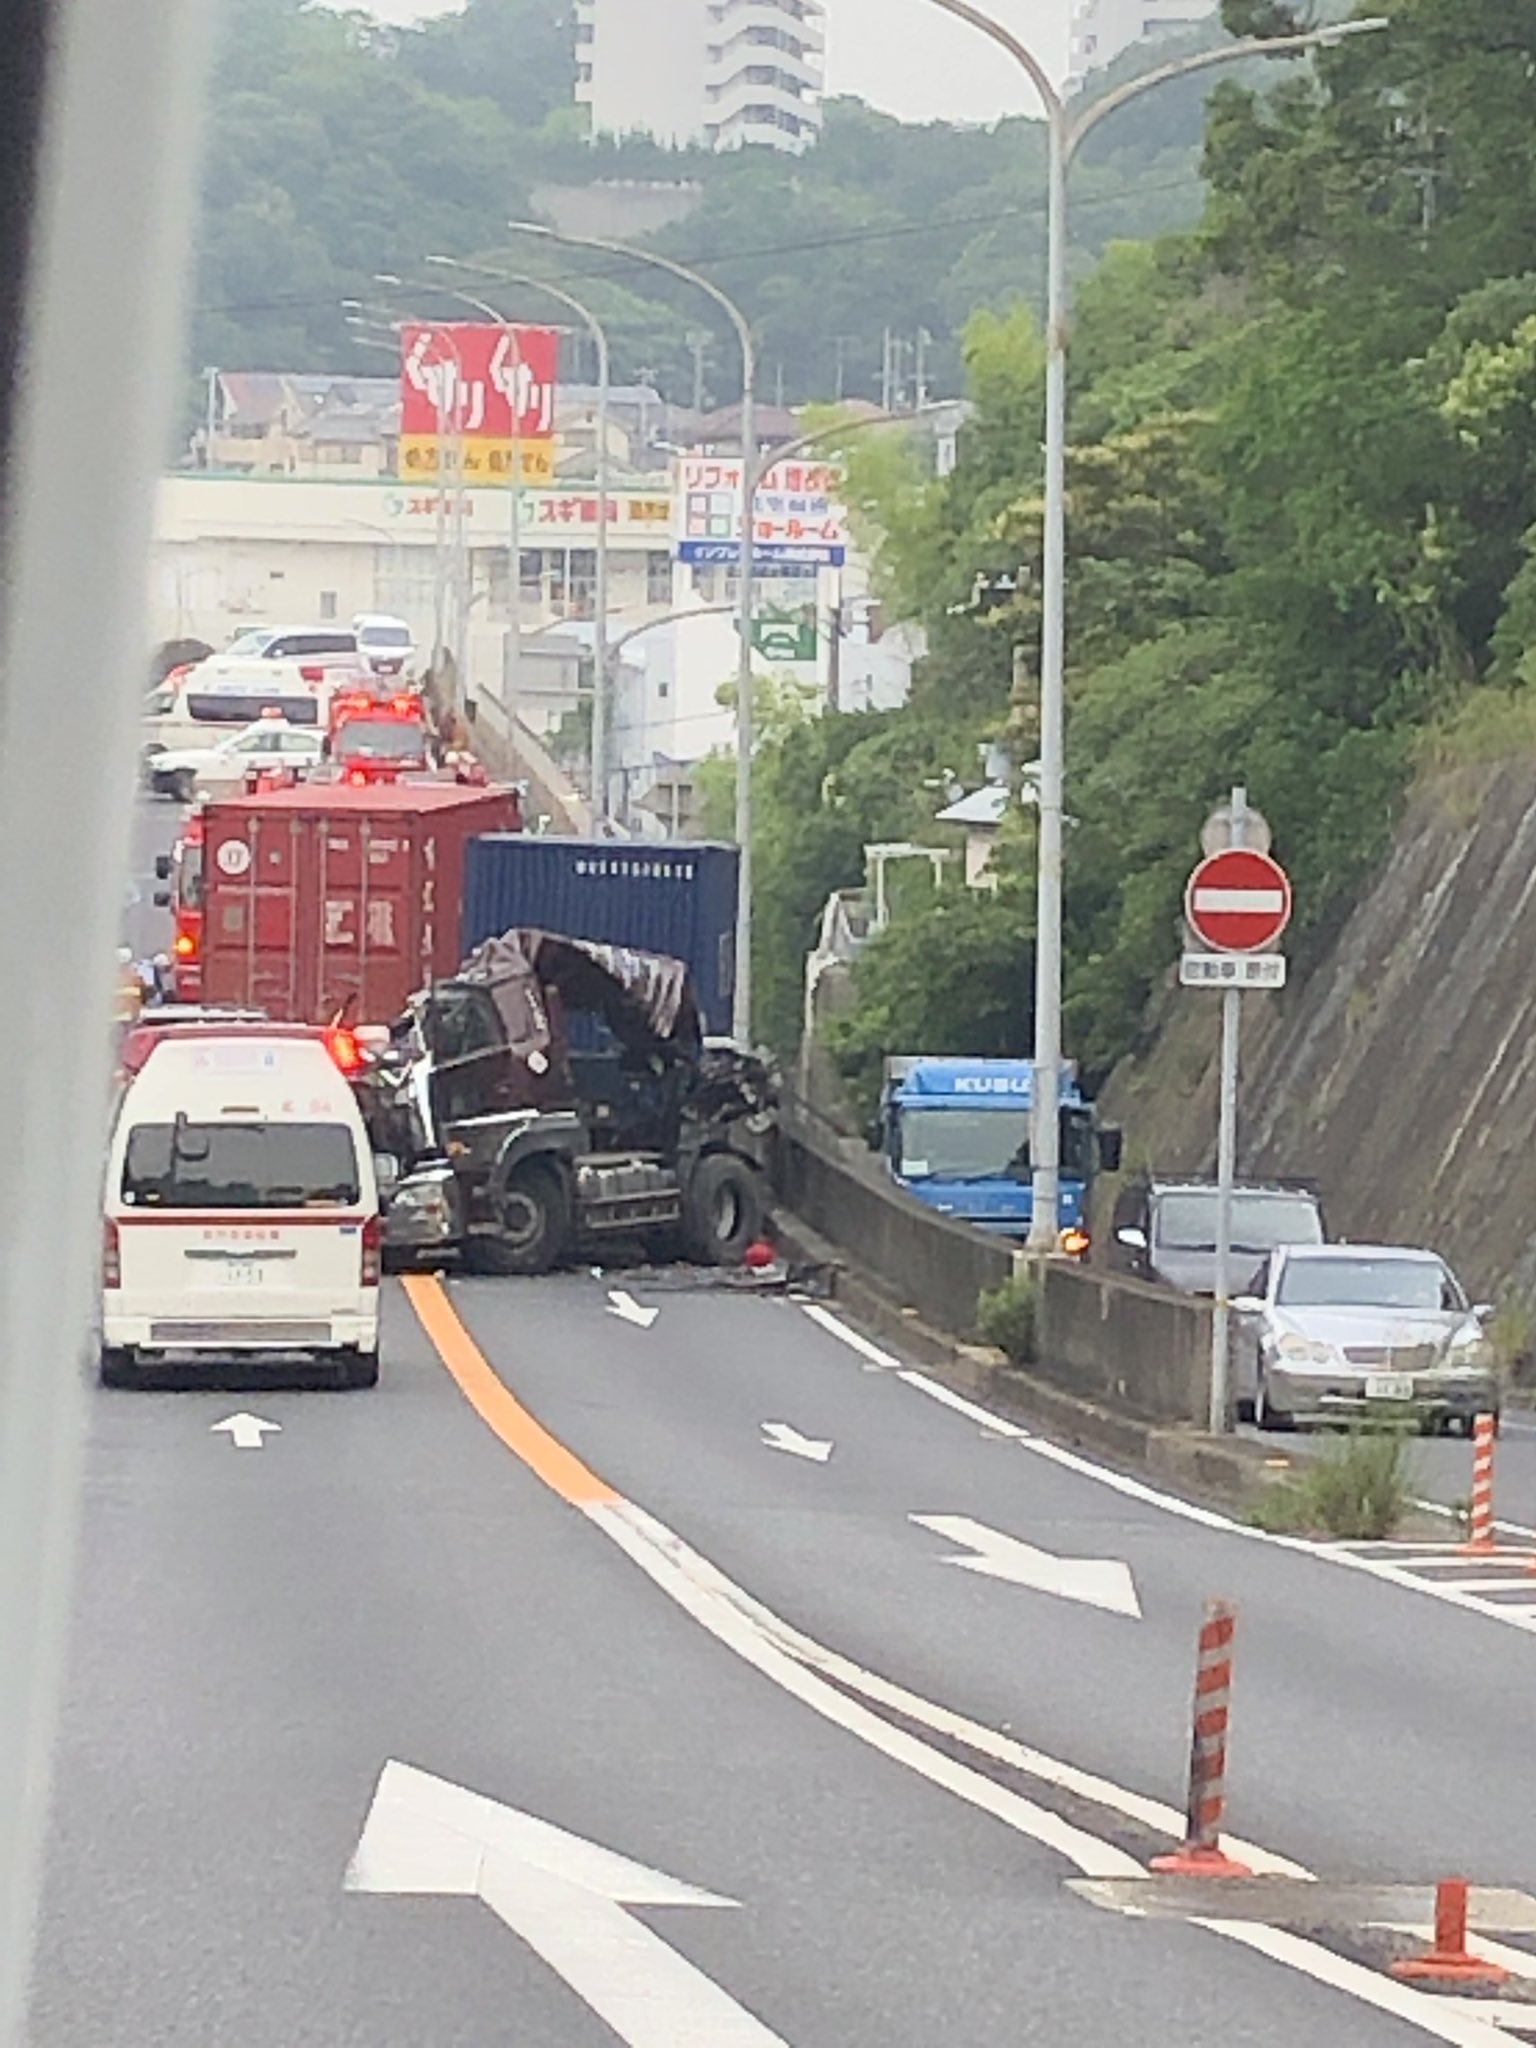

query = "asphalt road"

[{"left": 27, "top": 1272, "right": 1536, "bottom": 2044}]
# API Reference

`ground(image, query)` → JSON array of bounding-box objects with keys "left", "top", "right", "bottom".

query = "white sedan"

[{"left": 144, "top": 719, "right": 325, "bottom": 802}]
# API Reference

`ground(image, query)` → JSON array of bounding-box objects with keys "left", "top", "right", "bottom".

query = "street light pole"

[
  {"left": 918, "top": 0, "right": 1388, "bottom": 1252},
  {"left": 427, "top": 255, "right": 615, "bottom": 824},
  {"left": 505, "top": 220, "right": 759, "bottom": 1042}
]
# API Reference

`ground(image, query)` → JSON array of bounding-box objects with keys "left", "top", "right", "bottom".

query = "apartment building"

[
  {"left": 1068, "top": 0, "right": 1219, "bottom": 82},
  {"left": 574, "top": 0, "right": 825, "bottom": 154}
]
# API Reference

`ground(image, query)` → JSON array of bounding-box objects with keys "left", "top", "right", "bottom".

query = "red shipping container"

[{"left": 198, "top": 782, "right": 521, "bottom": 1026}]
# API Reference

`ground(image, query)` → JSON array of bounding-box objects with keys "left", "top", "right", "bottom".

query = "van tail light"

[
  {"left": 324, "top": 1025, "right": 365, "bottom": 1075},
  {"left": 361, "top": 1213, "right": 382, "bottom": 1287},
  {"left": 103, "top": 1218, "right": 122, "bottom": 1290}
]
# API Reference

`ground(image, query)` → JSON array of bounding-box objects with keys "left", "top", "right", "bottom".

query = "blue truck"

[{"left": 875, "top": 1056, "right": 1122, "bottom": 1246}]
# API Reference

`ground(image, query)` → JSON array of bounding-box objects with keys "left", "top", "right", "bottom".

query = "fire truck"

[
  {"left": 154, "top": 809, "right": 205, "bottom": 998},
  {"left": 327, "top": 688, "right": 433, "bottom": 785}
]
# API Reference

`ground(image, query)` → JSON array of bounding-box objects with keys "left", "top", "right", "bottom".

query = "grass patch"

[
  {"left": 978, "top": 1271, "right": 1039, "bottom": 1365},
  {"left": 1420, "top": 687, "right": 1536, "bottom": 776},
  {"left": 1248, "top": 1424, "right": 1416, "bottom": 1540}
]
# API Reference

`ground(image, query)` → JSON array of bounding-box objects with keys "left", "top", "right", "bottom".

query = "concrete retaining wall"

[
  {"left": 774, "top": 1098, "right": 1212, "bottom": 1424},
  {"left": 1035, "top": 1262, "right": 1212, "bottom": 1425},
  {"left": 775, "top": 1107, "right": 1014, "bottom": 1341}
]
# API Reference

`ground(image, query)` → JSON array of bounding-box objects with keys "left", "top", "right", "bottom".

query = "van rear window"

[{"left": 122, "top": 1122, "right": 360, "bottom": 1208}]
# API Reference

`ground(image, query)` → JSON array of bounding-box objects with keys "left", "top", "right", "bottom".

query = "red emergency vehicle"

[
  {"left": 157, "top": 808, "right": 206, "bottom": 998},
  {"left": 327, "top": 688, "right": 431, "bottom": 784}
]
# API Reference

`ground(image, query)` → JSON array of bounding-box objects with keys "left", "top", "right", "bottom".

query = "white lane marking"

[
  {"left": 799, "top": 1301, "right": 902, "bottom": 1370},
  {"left": 911, "top": 1513, "right": 1141, "bottom": 1619},
  {"left": 761, "top": 1421, "right": 833, "bottom": 1463},
  {"left": 210, "top": 1412, "right": 279, "bottom": 1450},
  {"left": 895, "top": 1369, "right": 1031, "bottom": 1439},
  {"left": 348, "top": 1761, "right": 785, "bottom": 2048},
  {"left": 1200, "top": 1921, "right": 1510, "bottom": 2047},
  {"left": 802, "top": 1304, "right": 1536, "bottom": 1639},
  {"left": 607, "top": 1290, "right": 659, "bottom": 1330},
  {"left": 583, "top": 1497, "right": 1505, "bottom": 2045},
  {"left": 1417, "top": 1497, "right": 1536, "bottom": 1543}
]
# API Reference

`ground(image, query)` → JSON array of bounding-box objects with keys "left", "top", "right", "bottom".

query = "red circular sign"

[{"left": 1185, "top": 847, "right": 1292, "bottom": 954}]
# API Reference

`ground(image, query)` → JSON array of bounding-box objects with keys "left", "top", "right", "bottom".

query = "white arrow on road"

[
  {"left": 761, "top": 1421, "right": 833, "bottom": 1463},
  {"left": 910, "top": 1514, "right": 1141, "bottom": 1619},
  {"left": 347, "top": 1762, "right": 789, "bottom": 2047},
  {"left": 210, "top": 1413, "right": 280, "bottom": 1451},
  {"left": 607, "top": 1289, "right": 659, "bottom": 1329}
]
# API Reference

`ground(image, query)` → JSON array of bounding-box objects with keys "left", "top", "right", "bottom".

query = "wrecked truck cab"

[{"left": 362, "top": 929, "right": 774, "bottom": 1276}]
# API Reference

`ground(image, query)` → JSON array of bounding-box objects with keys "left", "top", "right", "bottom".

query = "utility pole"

[{"left": 687, "top": 329, "right": 710, "bottom": 415}]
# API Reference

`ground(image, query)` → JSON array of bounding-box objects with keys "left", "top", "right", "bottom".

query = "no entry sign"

[{"left": 1185, "top": 847, "right": 1292, "bottom": 954}]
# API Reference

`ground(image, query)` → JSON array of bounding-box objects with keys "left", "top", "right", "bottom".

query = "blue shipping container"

[{"left": 461, "top": 837, "right": 740, "bottom": 1036}]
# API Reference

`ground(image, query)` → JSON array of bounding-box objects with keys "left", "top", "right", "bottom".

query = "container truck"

[
  {"left": 875, "top": 1056, "right": 1122, "bottom": 1251},
  {"left": 460, "top": 838, "right": 740, "bottom": 1038},
  {"left": 170, "top": 781, "right": 521, "bottom": 1025}
]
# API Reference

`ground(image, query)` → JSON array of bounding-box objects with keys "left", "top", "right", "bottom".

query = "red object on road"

[
  {"left": 1390, "top": 1878, "right": 1508, "bottom": 1984},
  {"left": 1150, "top": 1599, "right": 1252, "bottom": 1878},
  {"left": 1184, "top": 848, "right": 1292, "bottom": 955},
  {"left": 743, "top": 1240, "right": 776, "bottom": 1271}
]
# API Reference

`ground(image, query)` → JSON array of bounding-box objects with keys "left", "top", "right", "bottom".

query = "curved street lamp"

[
  {"left": 915, "top": 0, "right": 1389, "bottom": 1261},
  {"left": 504, "top": 219, "right": 760, "bottom": 1043}
]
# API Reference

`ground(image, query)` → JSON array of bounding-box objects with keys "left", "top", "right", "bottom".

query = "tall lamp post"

[
  {"left": 917, "top": 0, "right": 1388, "bottom": 1253},
  {"left": 426, "top": 254, "right": 616, "bottom": 824},
  {"left": 504, "top": 219, "right": 760, "bottom": 1044}
]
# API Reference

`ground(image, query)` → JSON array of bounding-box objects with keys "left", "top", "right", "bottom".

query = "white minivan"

[{"left": 102, "top": 1028, "right": 381, "bottom": 1388}]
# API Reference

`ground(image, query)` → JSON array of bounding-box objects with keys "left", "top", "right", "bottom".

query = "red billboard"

[{"left": 398, "top": 321, "right": 559, "bottom": 482}]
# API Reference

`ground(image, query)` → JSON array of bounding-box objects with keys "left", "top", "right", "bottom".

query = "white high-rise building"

[
  {"left": 574, "top": 0, "right": 825, "bottom": 155},
  {"left": 1068, "top": 0, "right": 1219, "bottom": 83}
]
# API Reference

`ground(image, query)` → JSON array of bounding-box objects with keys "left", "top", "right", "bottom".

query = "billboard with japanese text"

[
  {"left": 676, "top": 455, "right": 848, "bottom": 569},
  {"left": 398, "top": 321, "right": 559, "bottom": 486}
]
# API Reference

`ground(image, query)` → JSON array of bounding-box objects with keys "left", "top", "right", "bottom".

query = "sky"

[{"left": 350, "top": 0, "right": 1073, "bottom": 122}]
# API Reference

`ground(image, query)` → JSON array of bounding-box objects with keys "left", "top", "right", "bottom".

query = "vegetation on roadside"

[
  {"left": 977, "top": 1271, "right": 1040, "bottom": 1367},
  {"left": 1248, "top": 1427, "right": 1416, "bottom": 1541},
  {"left": 727, "top": 0, "right": 1536, "bottom": 1083}
]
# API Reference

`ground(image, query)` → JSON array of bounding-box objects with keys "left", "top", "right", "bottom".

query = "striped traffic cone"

[{"left": 1463, "top": 1413, "right": 1497, "bottom": 1554}]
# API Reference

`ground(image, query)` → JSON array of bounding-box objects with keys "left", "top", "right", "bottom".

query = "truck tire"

[
  {"left": 474, "top": 1161, "right": 571, "bottom": 1277},
  {"left": 682, "top": 1153, "right": 764, "bottom": 1267}
]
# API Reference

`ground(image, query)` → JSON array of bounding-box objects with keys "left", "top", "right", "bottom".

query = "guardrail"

[{"left": 774, "top": 1096, "right": 1214, "bottom": 1425}]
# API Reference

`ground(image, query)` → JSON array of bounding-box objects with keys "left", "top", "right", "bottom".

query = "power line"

[{"left": 190, "top": 170, "right": 1207, "bottom": 322}]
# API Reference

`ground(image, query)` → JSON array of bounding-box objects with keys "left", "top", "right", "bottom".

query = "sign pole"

[{"left": 1210, "top": 784, "right": 1247, "bottom": 1434}]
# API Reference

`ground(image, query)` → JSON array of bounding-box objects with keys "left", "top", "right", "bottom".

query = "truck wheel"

[
  {"left": 477, "top": 1162, "right": 570, "bottom": 1277},
  {"left": 682, "top": 1153, "right": 764, "bottom": 1267}
]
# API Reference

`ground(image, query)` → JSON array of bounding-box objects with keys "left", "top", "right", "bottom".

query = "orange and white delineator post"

[
  {"left": 1464, "top": 1413, "right": 1497, "bottom": 1554},
  {"left": 1390, "top": 1878, "right": 1509, "bottom": 1985},
  {"left": 1151, "top": 1599, "right": 1252, "bottom": 1878}
]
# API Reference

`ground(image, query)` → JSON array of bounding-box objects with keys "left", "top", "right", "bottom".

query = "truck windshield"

[
  {"left": 121, "top": 1122, "right": 360, "bottom": 1208},
  {"left": 1158, "top": 1191, "right": 1322, "bottom": 1253},
  {"left": 898, "top": 1107, "right": 1031, "bottom": 1182},
  {"left": 336, "top": 719, "right": 427, "bottom": 760}
]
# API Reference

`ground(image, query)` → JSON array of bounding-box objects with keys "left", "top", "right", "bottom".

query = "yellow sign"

[{"left": 398, "top": 436, "right": 558, "bottom": 486}]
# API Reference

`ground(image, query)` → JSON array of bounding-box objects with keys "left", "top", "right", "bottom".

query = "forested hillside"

[
  {"left": 736, "top": 0, "right": 1536, "bottom": 1097},
  {"left": 195, "top": 0, "right": 1222, "bottom": 403}
]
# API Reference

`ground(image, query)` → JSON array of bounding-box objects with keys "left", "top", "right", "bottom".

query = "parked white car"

[
  {"left": 144, "top": 718, "right": 326, "bottom": 802},
  {"left": 1234, "top": 1244, "right": 1498, "bottom": 1434}
]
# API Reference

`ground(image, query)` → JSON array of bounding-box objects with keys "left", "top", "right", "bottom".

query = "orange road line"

[{"left": 402, "top": 1273, "right": 619, "bottom": 1508}]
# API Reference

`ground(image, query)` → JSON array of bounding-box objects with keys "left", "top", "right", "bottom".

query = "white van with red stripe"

[{"left": 102, "top": 1029, "right": 380, "bottom": 1388}]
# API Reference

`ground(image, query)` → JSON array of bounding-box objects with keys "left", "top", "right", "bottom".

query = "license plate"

[
  {"left": 219, "top": 1264, "right": 266, "bottom": 1287},
  {"left": 1366, "top": 1373, "right": 1413, "bottom": 1400}
]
